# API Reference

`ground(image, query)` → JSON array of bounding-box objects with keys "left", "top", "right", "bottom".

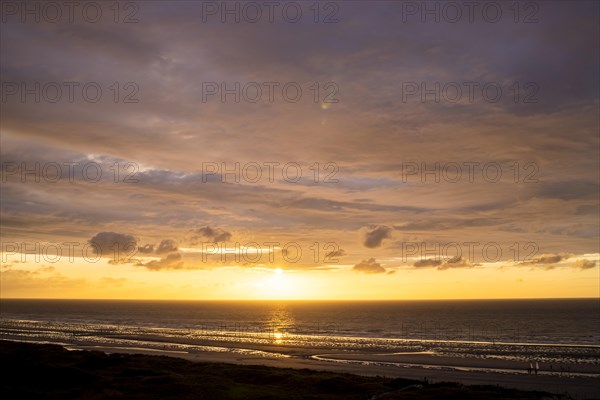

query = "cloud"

[
  {"left": 516, "top": 254, "right": 598, "bottom": 271},
  {"left": 138, "top": 244, "right": 155, "bottom": 254},
  {"left": 0, "top": 266, "right": 86, "bottom": 290},
  {"left": 156, "top": 239, "right": 178, "bottom": 254},
  {"left": 0, "top": 1, "right": 598, "bottom": 296},
  {"left": 138, "top": 253, "right": 185, "bottom": 271},
  {"left": 411, "top": 257, "right": 476, "bottom": 270},
  {"left": 191, "top": 227, "right": 232, "bottom": 243},
  {"left": 88, "top": 232, "right": 137, "bottom": 258},
  {"left": 137, "top": 239, "right": 178, "bottom": 255},
  {"left": 573, "top": 259, "right": 597, "bottom": 270},
  {"left": 536, "top": 181, "right": 598, "bottom": 201},
  {"left": 413, "top": 259, "right": 442, "bottom": 268},
  {"left": 394, "top": 218, "right": 502, "bottom": 232},
  {"left": 523, "top": 253, "right": 572, "bottom": 265},
  {"left": 353, "top": 258, "right": 386, "bottom": 274},
  {"left": 325, "top": 248, "right": 346, "bottom": 258},
  {"left": 575, "top": 205, "right": 599, "bottom": 215},
  {"left": 437, "top": 256, "right": 474, "bottom": 270},
  {"left": 363, "top": 226, "right": 392, "bottom": 248}
]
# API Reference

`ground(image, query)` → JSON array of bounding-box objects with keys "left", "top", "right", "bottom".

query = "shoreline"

[
  {"left": 3, "top": 330, "right": 598, "bottom": 375},
  {"left": 4, "top": 337, "right": 599, "bottom": 398},
  {"left": 3, "top": 340, "right": 598, "bottom": 400}
]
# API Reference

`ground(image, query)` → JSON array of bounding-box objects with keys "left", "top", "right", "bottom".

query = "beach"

[
  {"left": 3, "top": 340, "right": 596, "bottom": 400},
  {"left": 2, "top": 337, "right": 598, "bottom": 399}
]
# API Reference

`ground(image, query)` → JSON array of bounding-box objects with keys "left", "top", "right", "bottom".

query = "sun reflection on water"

[{"left": 267, "top": 304, "right": 295, "bottom": 344}]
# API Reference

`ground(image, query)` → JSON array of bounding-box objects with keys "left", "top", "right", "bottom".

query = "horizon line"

[{"left": 1, "top": 296, "right": 598, "bottom": 302}]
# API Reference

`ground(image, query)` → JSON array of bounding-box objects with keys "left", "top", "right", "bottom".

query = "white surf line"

[
  {"left": 4, "top": 319, "right": 599, "bottom": 350},
  {"left": 0, "top": 338, "right": 71, "bottom": 346},
  {"left": 77, "top": 345, "right": 189, "bottom": 354},
  {"left": 67, "top": 338, "right": 292, "bottom": 359},
  {"left": 309, "top": 354, "right": 600, "bottom": 378}
]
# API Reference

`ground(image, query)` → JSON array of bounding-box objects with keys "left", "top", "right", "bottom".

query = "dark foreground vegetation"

[{"left": 0, "top": 341, "right": 577, "bottom": 400}]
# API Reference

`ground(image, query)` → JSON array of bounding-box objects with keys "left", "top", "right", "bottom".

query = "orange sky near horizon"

[{"left": 2, "top": 252, "right": 598, "bottom": 300}]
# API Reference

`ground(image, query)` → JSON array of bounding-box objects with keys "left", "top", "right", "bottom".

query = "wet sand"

[
  {"left": 3, "top": 324, "right": 599, "bottom": 399},
  {"left": 9, "top": 340, "right": 590, "bottom": 400},
  {"left": 69, "top": 343, "right": 599, "bottom": 399}
]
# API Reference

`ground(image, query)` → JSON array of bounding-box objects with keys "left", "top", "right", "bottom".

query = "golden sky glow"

[{"left": 2, "top": 253, "right": 598, "bottom": 300}]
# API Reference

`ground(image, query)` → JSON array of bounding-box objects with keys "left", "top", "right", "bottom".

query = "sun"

[
  {"left": 250, "top": 267, "right": 316, "bottom": 299},
  {"left": 255, "top": 268, "right": 299, "bottom": 299},
  {"left": 267, "top": 268, "right": 288, "bottom": 289}
]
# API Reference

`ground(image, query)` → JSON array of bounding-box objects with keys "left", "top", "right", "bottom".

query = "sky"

[{"left": 0, "top": 1, "right": 599, "bottom": 300}]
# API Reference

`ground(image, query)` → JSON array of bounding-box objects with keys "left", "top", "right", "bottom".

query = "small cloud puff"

[
  {"left": 191, "top": 226, "right": 232, "bottom": 243},
  {"left": 88, "top": 232, "right": 137, "bottom": 259},
  {"left": 138, "top": 253, "right": 185, "bottom": 271},
  {"left": 363, "top": 226, "right": 392, "bottom": 248},
  {"left": 573, "top": 259, "right": 597, "bottom": 270},
  {"left": 353, "top": 258, "right": 386, "bottom": 274}
]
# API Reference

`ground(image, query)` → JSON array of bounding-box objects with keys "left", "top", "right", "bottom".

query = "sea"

[{"left": 1, "top": 298, "right": 599, "bottom": 370}]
